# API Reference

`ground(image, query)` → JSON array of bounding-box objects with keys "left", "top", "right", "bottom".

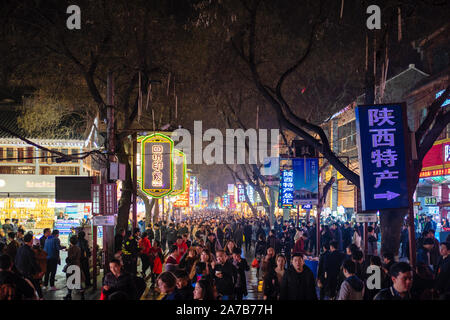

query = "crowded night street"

[{"left": 0, "top": 0, "right": 449, "bottom": 313}]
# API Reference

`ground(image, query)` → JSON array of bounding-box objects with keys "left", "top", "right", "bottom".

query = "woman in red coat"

[
  {"left": 149, "top": 240, "right": 164, "bottom": 288},
  {"left": 138, "top": 232, "right": 152, "bottom": 278},
  {"left": 293, "top": 231, "right": 306, "bottom": 255}
]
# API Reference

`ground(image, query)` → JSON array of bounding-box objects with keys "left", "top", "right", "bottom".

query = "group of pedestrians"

[{"left": 0, "top": 222, "right": 92, "bottom": 300}]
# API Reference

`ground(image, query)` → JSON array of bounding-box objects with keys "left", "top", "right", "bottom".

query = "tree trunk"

[
  {"left": 137, "top": 189, "right": 155, "bottom": 228},
  {"left": 379, "top": 208, "right": 408, "bottom": 257},
  {"left": 153, "top": 198, "right": 160, "bottom": 223},
  {"left": 117, "top": 139, "right": 132, "bottom": 231}
]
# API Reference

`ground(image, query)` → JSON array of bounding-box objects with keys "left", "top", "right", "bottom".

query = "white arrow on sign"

[{"left": 374, "top": 191, "right": 400, "bottom": 200}]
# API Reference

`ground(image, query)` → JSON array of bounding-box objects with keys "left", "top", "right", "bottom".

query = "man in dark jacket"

[
  {"left": 0, "top": 254, "right": 36, "bottom": 300},
  {"left": 267, "top": 230, "right": 281, "bottom": 254},
  {"left": 280, "top": 227, "right": 292, "bottom": 266},
  {"left": 213, "top": 250, "right": 237, "bottom": 300},
  {"left": 331, "top": 223, "right": 343, "bottom": 251},
  {"left": 166, "top": 223, "right": 178, "bottom": 249},
  {"left": 342, "top": 223, "right": 352, "bottom": 251},
  {"left": 103, "top": 259, "right": 137, "bottom": 300},
  {"left": 317, "top": 243, "right": 330, "bottom": 300},
  {"left": 40, "top": 228, "right": 51, "bottom": 249},
  {"left": 216, "top": 223, "right": 224, "bottom": 248},
  {"left": 160, "top": 221, "right": 168, "bottom": 252},
  {"left": 400, "top": 225, "right": 409, "bottom": 259},
  {"left": 233, "top": 224, "right": 244, "bottom": 249},
  {"left": 77, "top": 231, "right": 91, "bottom": 287},
  {"left": 173, "top": 269, "right": 194, "bottom": 300},
  {"left": 324, "top": 240, "right": 346, "bottom": 299},
  {"left": 374, "top": 262, "right": 413, "bottom": 300},
  {"left": 232, "top": 248, "right": 250, "bottom": 300},
  {"left": 243, "top": 223, "right": 253, "bottom": 253},
  {"left": 15, "top": 233, "right": 40, "bottom": 280},
  {"left": 280, "top": 253, "right": 317, "bottom": 300},
  {"left": 435, "top": 242, "right": 450, "bottom": 298}
]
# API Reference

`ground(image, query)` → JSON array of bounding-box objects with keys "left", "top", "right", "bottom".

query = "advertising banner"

[
  {"left": 141, "top": 133, "right": 174, "bottom": 198},
  {"left": 279, "top": 170, "right": 294, "bottom": 208},
  {"left": 293, "top": 158, "right": 319, "bottom": 205}
]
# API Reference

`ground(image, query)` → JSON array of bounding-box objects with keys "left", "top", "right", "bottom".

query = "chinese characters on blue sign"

[
  {"left": 355, "top": 104, "right": 410, "bottom": 211},
  {"left": 237, "top": 184, "right": 245, "bottom": 202},
  {"left": 279, "top": 170, "right": 294, "bottom": 208}
]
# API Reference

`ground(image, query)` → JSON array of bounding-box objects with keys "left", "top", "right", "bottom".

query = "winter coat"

[
  {"left": 32, "top": 248, "right": 47, "bottom": 279},
  {"left": 102, "top": 271, "right": 137, "bottom": 300},
  {"left": 139, "top": 237, "right": 152, "bottom": 256},
  {"left": 43, "top": 236, "right": 62, "bottom": 261},
  {"left": 337, "top": 275, "right": 365, "bottom": 300},
  {"left": 267, "top": 235, "right": 281, "bottom": 254},
  {"left": 233, "top": 258, "right": 250, "bottom": 296},
  {"left": 213, "top": 260, "right": 237, "bottom": 296},
  {"left": 279, "top": 265, "right": 317, "bottom": 300},
  {"left": 15, "top": 244, "right": 40, "bottom": 279},
  {"left": 255, "top": 240, "right": 267, "bottom": 256}
]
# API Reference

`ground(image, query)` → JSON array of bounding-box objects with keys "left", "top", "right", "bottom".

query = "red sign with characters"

[{"left": 420, "top": 139, "right": 450, "bottom": 178}]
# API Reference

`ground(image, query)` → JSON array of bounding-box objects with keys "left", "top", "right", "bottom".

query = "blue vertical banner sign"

[
  {"left": 237, "top": 184, "right": 245, "bottom": 202},
  {"left": 246, "top": 185, "right": 254, "bottom": 204},
  {"left": 355, "top": 103, "right": 411, "bottom": 211},
  {"left": 292, "top": 158, "right": 319, "bottom": 205},
  {"left": 278, "top": 170, "right": 294, "bottom": 208}
]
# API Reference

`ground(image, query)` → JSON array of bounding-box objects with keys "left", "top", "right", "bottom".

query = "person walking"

[
  {"left": 122, "top": 229, "right": 139, "bottom": 275},
  {"left": 43, "top": 230, "right": 65, "bottom": 291},
  {"left": 32, "top": 238, "right": 47, "bottom": 299},
  {"left": 323, "top": 240, "right": 346, "bottom": 299},
  {"left": 337, "top": 260, "right": 365, "bottom": 300},
  {"left": 64, "top": 235, "right": 83, "bottom": 300},
  {"left": 15, "top": 233, "right": 41, "bottom": 297},
  {"left": 138, "top": 232, "right": 152, "bottom": 278},
  {"left": 212, "top": 250, "right": 237, "bottom": 300},
  {"left": 374, "top": 262, "right": 414, "bottom": 300},
  {"left": 40, "top": 228, "right": 51, "bottom": 249},
  {"left": 279, "top": 253, "right": 317, "bottom": 300},
  {"left": 77, "top": 231, "right": 91, "bottom": 288},
  {"left": 232, "top": 247, "right": 250, "bottom": 300}
]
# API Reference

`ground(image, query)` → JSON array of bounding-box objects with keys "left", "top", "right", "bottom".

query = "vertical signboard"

[
  {"left": 355, "top": 103, "right": 410, "bottom": 211},
  {"left": 279, "top": 170, "right": 294, "bottom": 208},
  {"left": 237, "top": 184, "right": 245, "bottom": 203},
  {"left": 174, "top": 175, "right": 190, "bottom": 208},
  {"left": 141, "top": 133, "right": 174, "bottom": 198},
  {"left": 189, "top": 176, "right": 196, "bottom": 206},
  {"left": 247, "top": 185, "right": 255, "bottom": 204},
  {"left": 223, "top": 194, "right": 229, "bottom": 207},
  {"left": 171, "top": 149, "right": 186, "bottom": 196},
  {"left": 293, "top": 158, "right": 319, "bottom": 205}
]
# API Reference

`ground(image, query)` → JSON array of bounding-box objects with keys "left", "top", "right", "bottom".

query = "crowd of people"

[
  {"left": 1, "top": 210, "right": 449, "bottom": 300},
  {"left": 0, "top": 219, "right": 92, "bottom": 300},
  {"left": 105, "top": 210, "right": 450, "bottom": 300}
]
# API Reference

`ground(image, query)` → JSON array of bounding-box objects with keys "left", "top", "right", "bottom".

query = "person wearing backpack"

[{"left": 337, "top": 259, "right": 365, "bottom": 300}]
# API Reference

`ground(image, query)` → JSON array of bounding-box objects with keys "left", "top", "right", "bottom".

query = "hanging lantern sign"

[
  {"left": 170, "top": 149, "right": 186, "bottom": 196},
  {"left": 141, "top": 133, "right": 174, "bottom": 198}
]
